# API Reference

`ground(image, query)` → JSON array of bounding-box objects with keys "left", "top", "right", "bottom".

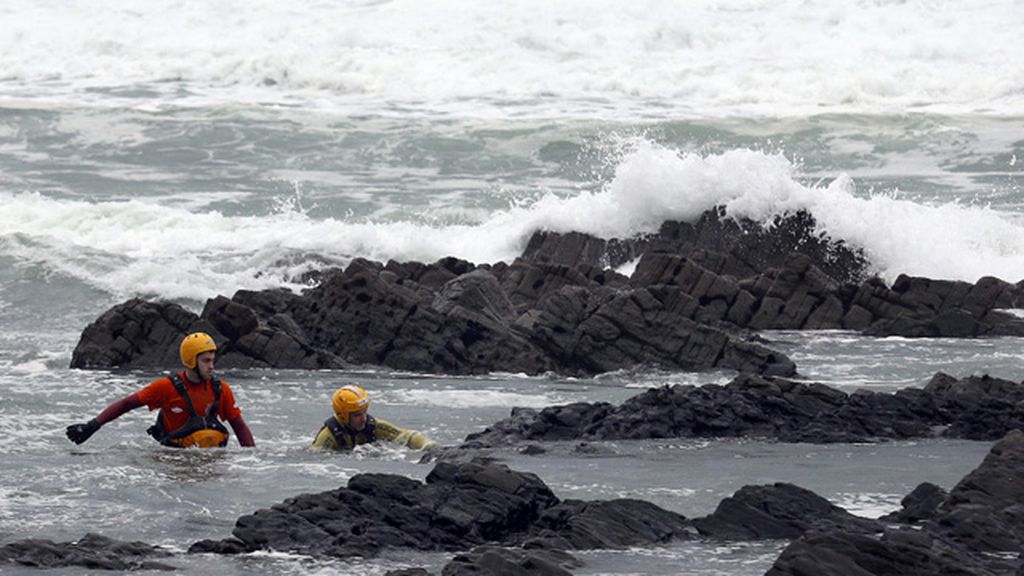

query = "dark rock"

[
  {"left": 923, "top": 373, "right": 1024, "bottom": 441},
  {"left": 766, "top": 429, "right": 1024, "bottom": 576},
  {"left": 441, "top": 546, "right": 581, "bottom": 576},
  {"left": 765, "top": 527, "right": 1007, "bottom": 576},
  {"left": 879, "top": 482, "right": 948, "bottom": 523},
  {"left": 930, "top": 429, "right": 1024, "bottom": 552},
  {"left": 463, "top": 372, "right": 1024, "bottom": 446},
  {"left": 71, "top": 209, "right": 1024, "bottom": 376},
  {"left": 70, "top": 299, "right": 197, "bottom": 369},
  {"left": 520, "top": 499, "right": 694, "bottom": 550},
  {"left": 194, "top": 460, "right": 560, "bottom": 558},
  {"left": 0, "top": 533, "right": 175, "bottom": 571},
  {"left": 521, "top": 230, "right": 641, "bottom": 271},
  {"left": 194, "top": 459, "right": 706, "bottom": 562},
  {"left": 433, "top": 268, "right": 517, "bottom": 325},
  {"left": 694, "top": 483, "right": 881, "bottom": 540}
]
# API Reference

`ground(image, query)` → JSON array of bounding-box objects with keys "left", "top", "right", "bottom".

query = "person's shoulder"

[
  {"left": 373, "top": 418, "right": 403, "bottom": 433},
  {"left": 137, "top": 373, "right": 176, "bottom": 402},
  {"left": 311, "top": 426, "right": 338, "bottom": 450},
  {"left": 146, "top": 374, "right": 177, "bottom": 389}
]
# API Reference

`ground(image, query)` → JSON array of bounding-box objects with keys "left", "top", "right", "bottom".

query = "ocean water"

[{"left": 1, "top": 1, "right": 1022, "bottom": 574}]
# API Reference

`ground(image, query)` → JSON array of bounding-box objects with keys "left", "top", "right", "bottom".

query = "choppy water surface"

[
  {"left": 0, "top": 355, "right": 998, "bottom": 575},
  {"left": 2, "top": 1, "right": 1022, "bottom": 573}
]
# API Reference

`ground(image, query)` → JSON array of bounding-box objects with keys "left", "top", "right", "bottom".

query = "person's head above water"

[
  {"left": 332, "top": 384, "right": 370, "bottom": 431},
  {"left": 179, "top": 332, "right": 217, "bottom": 381}
]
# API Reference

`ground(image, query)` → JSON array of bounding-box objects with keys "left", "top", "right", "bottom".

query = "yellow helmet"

[
  {"left": 180, "top": 332, "right": 217, "bottom": 369},
  {"left": 332, "top": 385, "right": 370, "bottom": 424}
]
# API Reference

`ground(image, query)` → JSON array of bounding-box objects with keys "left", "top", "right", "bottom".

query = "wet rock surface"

[
  {"left": 12, "top": 433, "right": 1024, "bottom": 574},
  {"left": 188, "top": 459, "right": 689, "bottom": 559},
  {"left": 767, "top": 430, "right": 1024, "bottom": 576},
  {"left": 0, "top": 533, "right": 175, "bottom": 571},
  {"left": 438, "top": 546, "right": 582, "bottom": 576},
  {"left": 69, "top": 210, "right": 1024, "bottom": 377},
  {"left": 693, "top": 483, "right": 882, "bottom": 541},
  {"left": 463, "top": 372, "right": 1024, "bottom": 446}
]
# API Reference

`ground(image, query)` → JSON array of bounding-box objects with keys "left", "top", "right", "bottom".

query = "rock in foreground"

[{"left": 768, "top": 430, "right": 1024, "bottom": 576}]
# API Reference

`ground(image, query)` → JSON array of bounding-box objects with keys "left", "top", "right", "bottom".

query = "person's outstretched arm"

[
  {"left": 228, "top": 415, "right": 255, "bottom": 447},
  {"left": 376, "top": 419, "right": 436, "bottom": 450},
  {"left": 65, "top": 393, "right": 144, "bottom": 444}
]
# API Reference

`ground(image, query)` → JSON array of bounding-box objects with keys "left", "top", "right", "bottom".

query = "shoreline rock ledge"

[{"left": 69, "top": 209, "right": 1024, "bottom": 376}]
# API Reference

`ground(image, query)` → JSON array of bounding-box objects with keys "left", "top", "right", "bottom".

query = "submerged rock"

[
  {"left": 441, "top": 546, "right": 582, "bottom": 576},
  {"left": 0, "top": 533, "right": 175, "bottom": 571}
]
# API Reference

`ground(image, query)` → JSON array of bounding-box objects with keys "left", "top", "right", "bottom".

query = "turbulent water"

[{"left": 1, "top": 1, "right": 1022, "bottom": 574}]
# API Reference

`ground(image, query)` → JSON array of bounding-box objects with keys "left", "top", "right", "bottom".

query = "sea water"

[{"left": 1, "top": 1, "right": 1022, "bottom": 574}]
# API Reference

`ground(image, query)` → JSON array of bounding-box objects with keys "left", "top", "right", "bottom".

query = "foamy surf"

[
  {"left": 2, "top": 142, "right": 1022, "bottom": 306},
  {"left": 0, "top": 1, "right": 1021, "bottom": 118}
]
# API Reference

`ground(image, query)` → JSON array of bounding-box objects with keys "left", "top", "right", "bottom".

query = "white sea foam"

[
  {"left": 0, "top": 1, "right": 1021, "bottom": 117},
  {"left": 834, "top": 492, "right": 903, "bottom": 519},
  {"left": 2, "top": 141, "right": 1023, "bottom": 304}
]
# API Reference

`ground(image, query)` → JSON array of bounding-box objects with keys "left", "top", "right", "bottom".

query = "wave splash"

[{"left": 2, "top": 142, "right": 1022, "bottom": 303}]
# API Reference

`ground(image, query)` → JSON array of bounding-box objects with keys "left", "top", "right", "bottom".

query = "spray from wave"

[{"left": 2, "top": 141, "right": 1022, "bottom": 304}]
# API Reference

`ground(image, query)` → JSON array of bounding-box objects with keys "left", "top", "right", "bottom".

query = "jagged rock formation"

[
  {"left": 767, "top": 430, "right": 1024, "bottom": 576},
  {"left": 69, "top": 209, "right": 1024, "bottom": 376},
  {"left": 461, "top": 372, "right": 1024, "bottom": 446},
  {"left": 188, "top": 459, "right": 693, "bottom": 558}
]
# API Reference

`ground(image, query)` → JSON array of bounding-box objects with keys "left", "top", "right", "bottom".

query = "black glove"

[{"left": 66, "top": 419, "right": 101, "bottom": 445}]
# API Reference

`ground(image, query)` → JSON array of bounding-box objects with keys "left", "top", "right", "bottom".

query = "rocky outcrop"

[
  {"left": 524, "top": 209, "right": 1024, "bottom": 337},
  {"left": 68, "top": 296, "right": 349, "bottom": 371},
  {"left": 694, "top": 483, "right": 881, "bottom": 541},
  {"left": 879, "top": 482, "right": 947, "bottom": 524},
  {"left": 70, "top": 257, "right": 793, "bottom": 377},
  {"left": 70, "top": 209, "right": 1024, "bottom": 376},
  {"left": 630, "top": 251, "right": 1024, "bottom": 336},
  {"left": 767, "top": 430, "right": 1024, "bottom": 576},
  {"left": 931, "top": 429, "right": 1024, "bottom": 552},
  {"left": 188, "top": 459, "right": 690, "bottom": 559},
  {"left": 0, "top": 533, "right": 175, "bottom": 571},
  {"left": 462, "top": 372, "right": 1024, "bottom": 446},
  {"left": 522, "top": 208, "right": 870, "bottom": 286},
  {"left": 187, "top": 459, "right": 883, "bottom": 566}
]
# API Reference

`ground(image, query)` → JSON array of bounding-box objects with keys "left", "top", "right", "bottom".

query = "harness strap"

[
  {"left": 170, "top": 373, "right": 221, "bottom": 419},
  {"left": 323, "top": 415, "right": 376, "bottom": 449},
  {"left": 149, "top": 373, "right": 228, "bottom": 445}
]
